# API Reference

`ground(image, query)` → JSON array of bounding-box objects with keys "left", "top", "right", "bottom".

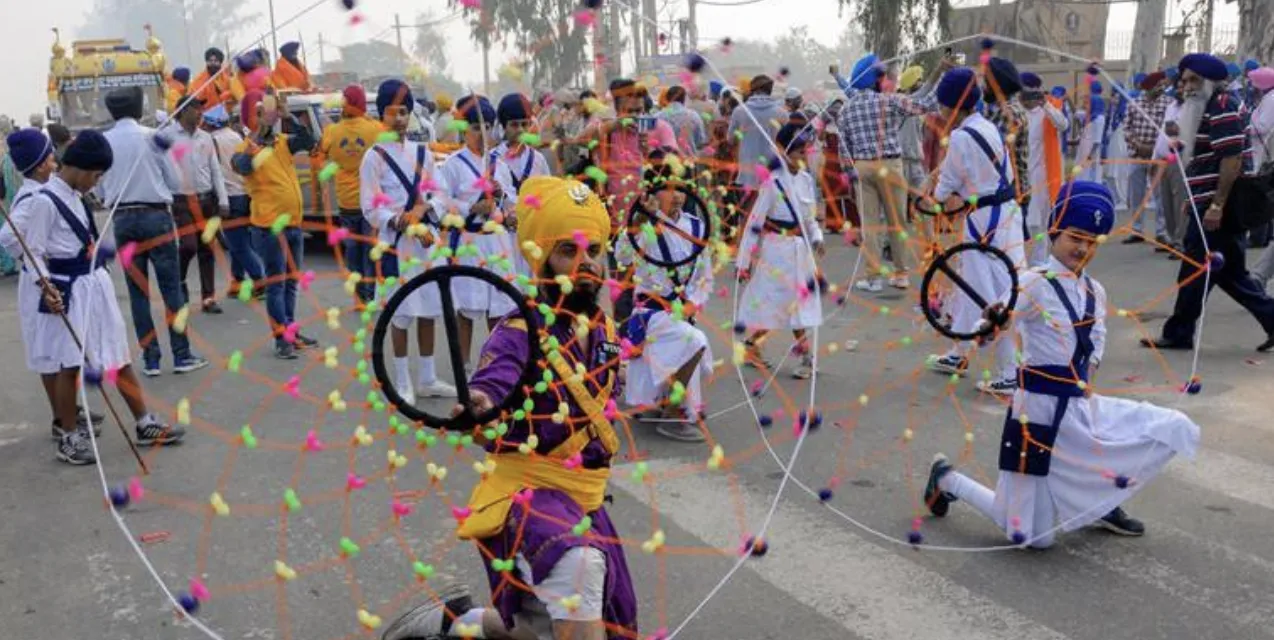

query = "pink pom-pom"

[
  {"left": 371, "top": 192, "right": 393, "bottom": 208},
  {"left": 827, "top": 476, "right": 842, "bottom": 488},
  {"left": 170, "top": 141, "right": 191, "bottom": 163},
  {"left": 677, "top": 70, "right": 696, "bottom": 87},
  {"left": 189, "top": 578, "right": 210, "bottom": 601},
  {"left": 755, "top": 165, "right": 771, "bottom": 184},
  {"left": 573, "top": 9, "right": 596, "bottom": 28},
  {"left": 563, "top": 452, "right": 583, "bottom": 469},
  {"left": 419, "top": 177, "right": 438, "bottom": 193},
  {"left": 619, "top": 338, "right": 636, "bottom": 360},
  {"left": 299, "top": 270, "right": 316, "bottom": 291},
  {"left": 796, "top": 284, "right": 811, "bottom": 301},
  {"left": 749, "top": 379, "right": 764, "bottom": 395},
  {"left": 283, "top": 322, "right": 300, "bottom": 344},
  {"left": 304, "top": 429, "right": 324, "bottom": 452},
  {"left": 451, "top": 506, "right": 472, "bottom": 521},
  {"left": 572, "top": 229, "right": 589, "bottom": 247},
  {"left": 523, "top": 194, "right": 542, "bottom": 209},
  {"left": 1165, "top": 153, "right": 1178, "bottom": 164},
  {"left": 327, "top": 227, "right": 350, "bottom": 246},
  {"left": 473, "top": 176, "right": 493, "bottom": 195},
  {"left": 285, "top": 375, "right": 301, "bottom": 399},
  {"left": 391, "top": 500, "right": 413, "bottom": 517},
  {"left": 716, "top": 285, "right": 730, "bottom": 298},
  {"left": 979, "top": 51, "right": 992, "bottom": 65},
  {"left": 119, "top": 242, "right": 138, "bottom": 269},
  {"left": 604, "top": 398, "right": 619, "bottom": 420},
  {"left": 511, "top": 488, "right": 534, "bottom": 506},
  {"left": 128, "top": 477, "right": 145, "bottom": 501},
  {"left": 346, "top": 473, "right": 367, "bottom": 491},
  {"left": 104, "top": 367, "right": 120, "bottom": 386},
  {"left": 460, "top": 0, "right": 480, "bottom": 7},
  {"left": 348, "top": 12, "right": 364, "bottom": 25}
]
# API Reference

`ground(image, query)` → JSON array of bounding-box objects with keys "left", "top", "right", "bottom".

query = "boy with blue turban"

[
  {"left": 359, "top": 79, "right": 456, "bottom": 404},
  {"left": 2, "top": 131, "right": 183, "bottom": 465},
  {"left": 493, "top": 93, "right": 551, "bottom": 214},
  {"left": 925, "top": 181, "right": 1200, "bottom": 547},
  {"left": 922, "top": 68, "right": 1026, "bottom": 397}
]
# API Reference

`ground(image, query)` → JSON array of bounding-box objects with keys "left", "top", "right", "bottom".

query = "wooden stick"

[{"left": 0, "top": 196, "right": 149, "bottom": 474}]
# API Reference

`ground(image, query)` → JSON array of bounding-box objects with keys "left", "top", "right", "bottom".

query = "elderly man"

[
  {"left": 1123, "top": 72, "right": 1174, "bottom": 246},
  {"left": 1143, "top": 53, "right": 1274, "bottom": 353}
]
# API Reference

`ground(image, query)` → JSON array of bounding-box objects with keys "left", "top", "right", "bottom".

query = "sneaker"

[
  {"left": 1121, "top": 235, "right": 1145, "bottom": 245},
  {"left": 142, "top": 357, "right": 162, "bottom": 377},
  {"left": 382, "top": 584, "right": 474, "bottom": 640},
  {"left": 135, "top": 414, "right": 186, "bottom": 446},
  {"left": 56, "top": 429, "right": 97, "bottom": 465},
  {"left": 655, "top": 419, "right": 707, "bottom": 442},
  {"left": 924, "top": 453, "right": 957, "bottom": 517},
  {"left": 1097, "top": 507, "right": 1145, "bottom": 536},
  {"left": 275, "top": 342, "right": 299, "bottom": 360},
  {"left": 417, "top": 379, "right": 459, "bottom": 398},
  {"left": 927, "top": 354, "right": 968, "bottom": 376},
  {"left": 202, "top": 299, "right": 223, "bottom": 314},
  {"left": 52, "top": 419, "right": 102, "bottom": 441},
  {"left": 792, "top": 355, "right": 814, "bottom": 380},
  {"left": 854, "top": 278, "right": 884, "bottom": 293},
  {"left": 77, "top": 405, "right": 104, "bottom": 426},
  {"left": 975, "top": 378, "right": 1017, "bottom": 397},
  {"left": 294, "top": 333, "right": 319, "bottom": 349},
  {"left": 743, "top": 342, "right": 773, "bottom": 369},
  {"left": 173, "top": 355, "right": 210, "bottom": 374},
  {"left": 889, "top": 275, "right": 910, "bottom": 290}
]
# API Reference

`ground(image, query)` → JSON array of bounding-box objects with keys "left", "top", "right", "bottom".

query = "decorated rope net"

[{"left": 68, "top": 1, "right": 1229, "bottom": 639}]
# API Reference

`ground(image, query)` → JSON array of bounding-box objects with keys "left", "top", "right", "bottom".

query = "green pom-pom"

[
  {"left": 339, "top": 537, "right": 360, "bottom": 557},
  {"left": 448, "top": 120, "right": 470, "bottom": 133},
  {"left": 571, "top": 515, "right": 593, "bottom": 536},
  {"left": 518, "top": 132, "right": 542, "bottom": 146},
  {"left": 237, "top": 279, "right": 254, "bottom": 302},
  {"left": 270, "top": 214, "right": 291, "bottom": 235},
  {"left": 585, "top": 165, "right": 608, "bottom": 184},
  {"left": 318, "top": 162, "right": 339, "bottom": 182},
  {"left": 376, "top": 131, "right": 401, "bottom": 143}
]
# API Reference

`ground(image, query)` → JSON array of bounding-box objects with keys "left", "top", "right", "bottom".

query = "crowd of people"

[{"left": 0, "top": 39, "right": 1271, "bottom": 639}]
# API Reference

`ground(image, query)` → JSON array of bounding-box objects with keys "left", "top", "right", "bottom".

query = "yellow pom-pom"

[
  {"left": 357, "top": 609, "right": 382, "bottom": 630},
  {"left": 210, "top": 492, "right": 229, "bottom": 516},
  {"left": 326, "top": 307, "right": 342, "bottom": 330},
  {"left": 200, "top": 216, "right": 222, "bottom": 244},
  {"left": 274, "top": 560, "right": 297, "bottom": 581},
  {"left": 173, "top": 304, "right": 190, "bottom": 334},
  {"left": 177, "top": 397, "right": 191, "bottom": 425}
]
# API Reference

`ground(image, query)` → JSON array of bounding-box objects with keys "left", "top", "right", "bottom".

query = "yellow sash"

[{"left": 456, "top": 315, "right": 621, "bottom": 540}]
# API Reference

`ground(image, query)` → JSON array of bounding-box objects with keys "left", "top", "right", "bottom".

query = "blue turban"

[
  {"left": 1132, "top": 72, "right": 1147, "bottom": 87},
  {"left": 1225, "top": 61, "right": 1241, "bottom": 79},
  {"left": 62, "top": 129, "right": 114, "bottom": 172},
  {"left": 235, "top": 52, "right": 260, "bottom": 73},
  {"left": 1051, "top": 86, "right": 1067, "bottom": 98},
  {"left": 172, "top": 67, "right": 191, "bottom": 84},
  {"left": 1020, "top": 72, "right": 1042, "bottom": 90},
  {"left": 280, "top": 42, "right": 301, "bottom": 59},
  {"left": 776, "top": 122, "right": 812, "bottom": 152},
  {"left": 456, "top": 94, "right": 497, "bottom": 125},
  {"left": 496, "top": 93, "right": 532, "bottom": 126},
  {"left": 1050, "top": 181, "right": 1115, "bottom": 237},
  {"left": 986, "top": 57, "right": 1022, "bottom": 96},
  {"left": 1090, "top": 80, "right": 1103, "bottom": 95},
  {"left": 709, "top": 80, "right": 723, "bottom": 100},
  {"left": 850, "top": 53, "right": 881, "bottom": 90},
  {"left": 375, "top": 79, "right": 414, "bottom": 118},
  {"left": 6, "top": 128, "right": 53, "bottom": 175},
  {"left": 1179, "top": 53, "right": 1228, "bottom": 81},
  {"left": 202, "top": 104, "right": 229, "bottom": 128},
  {"left": 1245, "top": 59, "right": 1260, "bottom": 73},
  {"left": 1164, "top": 66, "right": 1179, "bottom": 80},
  {"left": 935, "top": 67, "right": 981, "bottom": 111}
]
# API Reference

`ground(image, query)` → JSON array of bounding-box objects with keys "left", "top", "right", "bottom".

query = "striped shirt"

[{"left": 1186, "top": 89, "right": 1254, "bottom": 208}]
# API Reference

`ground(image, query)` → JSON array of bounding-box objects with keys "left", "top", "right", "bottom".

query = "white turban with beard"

[{"left": 1175, "top": 79, "right": 1215, "bottom": 166}]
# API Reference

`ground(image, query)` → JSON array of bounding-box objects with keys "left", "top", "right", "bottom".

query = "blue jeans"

[
  {"left": 112, "top": 208, "right": 192, "bottom": 363},
  {"left": 338, "top": 209, "right": 374, "bottom": 302},
  {"left": 252, "top": 225, "right": 303, "bottom": 345},
  {"left": 1127, "top": 162, "right": 1164, "bottom": 237},
  {"left": 224, "top": 195, "right": 264, "bottom": 283}
]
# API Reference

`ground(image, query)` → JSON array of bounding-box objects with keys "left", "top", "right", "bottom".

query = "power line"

[{"left": 695, "top": 0, "right": 773, "bottom": 6}]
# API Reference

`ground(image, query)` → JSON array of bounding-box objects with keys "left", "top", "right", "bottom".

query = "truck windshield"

[{"left": 57, "top": 80, "right": 164, "bottom": 131}]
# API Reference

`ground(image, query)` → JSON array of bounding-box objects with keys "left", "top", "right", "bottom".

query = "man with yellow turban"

[{"left": 382, "top": 176, "right": 638, "bottom": 640}]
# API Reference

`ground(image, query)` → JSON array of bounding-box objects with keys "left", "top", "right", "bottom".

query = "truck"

[{"left": 47, "top": 25, "right": 167, "bottom": 132}]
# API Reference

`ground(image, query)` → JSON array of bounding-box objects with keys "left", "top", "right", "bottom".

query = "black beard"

[
  {"left": 207, "top": 64, "right": 221, "bottom": 75},
  {"left": 540, "top": 266, "right": 600, "bottom": 314}
]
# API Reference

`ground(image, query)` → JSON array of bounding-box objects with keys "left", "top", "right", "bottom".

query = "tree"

[
  {"left": 327, "top": 41, "right": 412, "bottom": 78},
  {"left": 773, "top": 26, "right": 837, "bottom": 89},
  {"left": 1234, "top": 0, "right": 1274, "bottom": 64},
  {"left": 79, "top": 0, "right": 258, "bottom": 69},
  {"left": 449, "top": 0, "right": 592, "bottom": 89},
  {"left": 413, "top": 9, "right": 451, "bottom": 75},
  {"left": 836, "top": 0, "right": 950, "bottom": 58}
]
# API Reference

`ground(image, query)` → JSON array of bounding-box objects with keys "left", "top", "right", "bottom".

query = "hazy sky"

[{"left": 4, "top": 0, "right": 1239, "bottom": 123}]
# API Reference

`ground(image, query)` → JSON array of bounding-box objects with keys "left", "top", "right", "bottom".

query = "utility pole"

[
  {"left": 483, "top": 42, "right": 491, "bottom": 96},
  {"left": 1128, "top": 0, "right": 1167, "bottom": 75},
  {"left": 687, "top": 0, "right": 698, "bottom": 51},
  {"left": 1200, "top": 0, "right": 1215, "bottom": 53},
  {"left": 631, "top": 1, "right": 644, "bottom": 69},
  {"left": 317, "top": 32, "right": 325, "bottom": 70},
  {"left": 608, "top": 0, "right": 623, "bottom": 80},
  {"left": 267, "top": 0, "right": 279, "bottom": 60},
  {"left": 394, "top": 14, "right": 404, "bottom": 52}
]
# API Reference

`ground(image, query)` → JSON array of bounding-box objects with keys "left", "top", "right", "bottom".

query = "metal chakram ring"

[
  {"left": 371, "top": 265, "right": 543, "bottom": 429},
  {"left": 919, "top": 242, "right": 1020, "bottom": 341},
  {"left": 625, "top": 183, "right": 713, "bottom": 269}
]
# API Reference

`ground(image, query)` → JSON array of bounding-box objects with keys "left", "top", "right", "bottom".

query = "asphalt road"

[{"left": 1, "top": 227, "right": 1272, "bottom": 640}]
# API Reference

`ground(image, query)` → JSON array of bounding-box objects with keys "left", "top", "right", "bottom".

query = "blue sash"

[
  {"left": 448, "top": 151, "right": 496, "bottom": 252},
  {"left": 999, "top": 275, "right": 1095, "bottom": 476},
  {"left": 36, "top": 189, "right": 104, "bottom": 314},
  {"left": 372, "top": 144, "right": 427, "bottom": 278},
  {"left": 769, "top": 179, "right": 803, "bottom": 232},
  {"left": 961, "top": 127, "right": 1015, "bottom": 245}
]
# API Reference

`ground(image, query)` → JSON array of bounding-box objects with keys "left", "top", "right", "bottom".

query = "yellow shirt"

[
  {"left": 319, "top": 116, "right": 384, "bottom": 211},
  {"left": 237, "top": 135, "right": 303, "bottom": 229}
]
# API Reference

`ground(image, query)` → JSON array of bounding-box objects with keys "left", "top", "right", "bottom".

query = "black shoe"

[
  {"left": 77, "top": 405, "right": 104, "bottom": 425},
  {"left": 1139, "top": 337, "right": 1193, "bottom": 351},
  {"left": 924, "top": 454, "right": 957, "bottom": 517},
  {"left": 1258, "top": 335, "right": 1274, "bottom": 353},
  {"left": 202, "top": 299, "right": 224, "bottom": 314},
  {"left": 135, "top": 415, "right": 186, "bottom": 446},
  {"left": 1097, "top": 507, "right": 1145, "bottom": 536},
  {"left": 275, "top": 342, "right": 299, "bottom": 360},
  {"left": 1122, "top": 235, "right": 1145, "bottom": 245},
  {"left": 381, "top": 585, "right": 474, "bottom": 640},
  {"left": 294, "top": 333, "right": 319, "bottom": 349}
]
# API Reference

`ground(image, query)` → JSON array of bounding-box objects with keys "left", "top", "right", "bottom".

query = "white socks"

[
  {"left": 417, "top": 355, "right": 436, "bottom": 386},
  {"left": 939, "top": 470, "right": 995, "bottom": 517},
  {"left": 394, "top": 357, "right": 411, "bottom": 391}
]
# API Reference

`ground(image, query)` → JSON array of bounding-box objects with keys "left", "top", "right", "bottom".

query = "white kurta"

[
  {"left": 491, "top": 142, "right": 551, "bottom": 280},
  {"left": 933, "top": 114, "right": 1026, "bottom": 379},
  {"left": 736, "top": 170, "right": 824, "bottom": 331},
  {"left": 436, "top": 146, "right": 517, "bottom": 317},
  {"left": 359, "top": 140, "right": 444, "bottom": 319},
  {"left": 615, "top": 210, "right": 715, "bottom": 414},
  {"left": 1026, "top": 104, "right": 1068, "bottom": 267},
  {"left": 983, "top": 260, "right": 1200, "bottom": 543},
  {"left": 1075, "top": 114, "right": 1105, "bottom": 182},
  {"left": 0, "top": 177, "right": 130, "bottom": 374}
]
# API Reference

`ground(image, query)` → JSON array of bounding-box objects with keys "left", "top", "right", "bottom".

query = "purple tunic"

[{"left": 468, "top": 311, "right": 638, "bottom": 637}]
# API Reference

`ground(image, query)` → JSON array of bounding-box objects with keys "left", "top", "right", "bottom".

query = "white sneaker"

[
  {"left": 417, "top": 379, "right": 459, "bottom": 398},
  {"left": 792, "top": 355, "right": 814, "bottom": 380},
  {"left": 854, "top": 278, "right": 884, "bottom": 293},
  {"left": 889, "top": 275, "right": 910, "bottom": 290},
  {"left": 975, "top": 378, "right": 1017, "bottom": 397}
]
